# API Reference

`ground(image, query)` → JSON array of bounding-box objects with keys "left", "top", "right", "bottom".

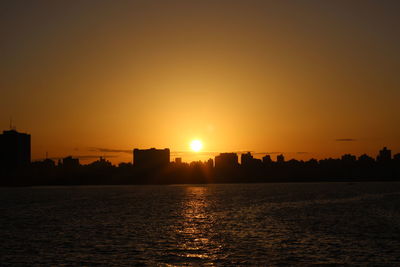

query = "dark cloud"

[{"left": 335, "top": 138, "right": 357, "bottom": 142}]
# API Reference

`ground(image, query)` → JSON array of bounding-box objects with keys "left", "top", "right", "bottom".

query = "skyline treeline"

[
  {"left": 1, "top": 147, "right": 400, "bottom": 186},
  {"left": 1, "top": 129, "right": 400, "bottom": 186}
]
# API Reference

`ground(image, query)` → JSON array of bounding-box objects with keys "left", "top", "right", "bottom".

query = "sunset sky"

[{"left": 1, "top": 0, "right": 399, "bottom": 164}]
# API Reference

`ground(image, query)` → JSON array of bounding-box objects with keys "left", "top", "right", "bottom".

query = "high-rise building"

[
  {"left": 358, "top": 154, "right": 374, "bottom": 163},
  {"left": 341, "top": 154, "right": 356, "bottom": 162},
  {"left": 377, "top": 147, "right": 391, "bottom": 162},
  {"left": 62, "top": 156, "right": 80, "bottom": 168},
  {"left": 133, "top": 148, "right": 170, "bottom": 169},
  {"left": 0, "top": 129, "right": 31, "bottom": 171},
  {"left": 215, "top": 153, "right": 238, "bottom": 169},
  {"left": 207, "top": 158, "right": 214, "bottom": 168},
  {"left": 241, "top": 152, "right": 254, "bottom": 166},
  {"left": 241, "top": 152, "right": 262, "bottom": 168},
  {"left": 277, "top": 154, "right": 285, "bottom": 163},
  {"left": 262, "top": 154, "right": 272, "bottom": 164}
]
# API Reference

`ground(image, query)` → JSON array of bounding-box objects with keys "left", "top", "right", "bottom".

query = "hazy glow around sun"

[{"left": 190, "top": 139, "right": 203, "bottom": 152}]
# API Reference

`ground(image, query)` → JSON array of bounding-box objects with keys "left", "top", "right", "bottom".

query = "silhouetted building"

[
  {"left": 207, "top": 158, "right": 214, "bottom": 168},
  {"left": 277, "top": 154, "right": 285, "bottom": 163},
  {"left": 341, "top": 154, "right": 356, "bottom": 162},
  {"left": 377, "top": 147, "right": 391, "bottom": 162},
  {"left": 175, "top": 157, "right": 182, "bottom": 164},
  {"left": 393, "top": 153, "right": 400, "bottom": 161},
  {"left": 262, "top": 154, "right": 272, "bottom": 164},
  {"left": 118, "top": 162, "right": 133, "bottom": 169},
  {"left": 88, "top": 157, "right": 112, "bottom": 168},
  {"left": 241, "top": 152, "right": 262, "bottom": 168},
  {"left": 358, "top": 154, "right": 374, "bottom": 163},
  {"left": 215, "top": 153, "right": 238, "bottom": 169},
  {"left": 0, "top": 129, "right": 31, "bottom": 171},
  {"left": 62, "top": 156, "right": 80, "bottom": 168},
  {"left": 241, "top": 152, "right": 253, "bottom": 165},
  {"left": 133, "top": 148, "right": 170, "bottom": 169},
  {"left": 32, "top": 158, "right": 56, "bottom": 169},
  {"left": 306, "top": 158, "right": 318, "bottom": 166}
]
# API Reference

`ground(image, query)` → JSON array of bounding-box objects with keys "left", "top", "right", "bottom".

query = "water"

[{"left": 1, "top": 182, "right": 400, "bottom": 266}]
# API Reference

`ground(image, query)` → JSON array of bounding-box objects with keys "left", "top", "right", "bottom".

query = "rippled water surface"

[{"left": 1, "top": 182, "right": 400, "bottom": 266}]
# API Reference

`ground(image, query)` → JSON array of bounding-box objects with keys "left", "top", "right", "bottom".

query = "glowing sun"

[{"left": 190, "top": 140, "right": 203, "bottom": 152}]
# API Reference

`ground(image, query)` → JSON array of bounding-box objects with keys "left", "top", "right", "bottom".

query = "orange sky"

[{"left": 1, "top": 0, "right": 400, "bottom": 164}]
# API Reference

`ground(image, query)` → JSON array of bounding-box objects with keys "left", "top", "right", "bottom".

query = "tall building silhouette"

[
  {"left": 277, "top": 154, "right": 285, "bottom": 163},
  {"left": 215, "top": 153, "right": 238, "bottom": 169},
  {"left": 133, "top": 148, "right": 170, "bottom": 169},
  {"left": 241, "top": 152, "right": 254, "bottom": 166},
  {"left": 262, "top": 154, "right": 272, "bottom": 164},
  {"left": 0, "top": 129, "right": 31, "bottom": 171},
  {"left": 62, "top": 156, "right": 80, "bottom": 168},
  {"left": 377, "top": 147, "right": 391, "bottom": 162},
  {"left": 341, "top": 154, "right": 357, "bottom": 162},
  {"left": 207, "top": 158, "right": 214, "bottom": 168}
]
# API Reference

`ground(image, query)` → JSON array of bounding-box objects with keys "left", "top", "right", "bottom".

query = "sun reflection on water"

[{"left": 176, "top": 186, "right": 221, "bottom": 262}]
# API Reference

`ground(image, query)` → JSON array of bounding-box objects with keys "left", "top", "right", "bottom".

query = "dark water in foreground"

[{"left": 1, "top": 182, "right": 400, "bottom": 266}]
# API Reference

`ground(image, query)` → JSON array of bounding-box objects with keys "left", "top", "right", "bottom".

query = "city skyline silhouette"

[
  {"left": 1, "top": 1, "right": 400, "bottom": 265},
  {"left": 1, "top": 128, "right": 400, "bottom": 186},
  {"left": 2, "top": 1, "right": 400, "bottom": 165},
  {"left": 1, "top": 127, "right": 400, "bottom": 166}
]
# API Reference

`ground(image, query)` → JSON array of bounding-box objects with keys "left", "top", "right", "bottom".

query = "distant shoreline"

[{"left": 1, "top": 176, "right": 399, "bottom": 187}]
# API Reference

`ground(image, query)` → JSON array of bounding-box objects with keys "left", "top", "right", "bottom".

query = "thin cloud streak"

[
  {"left": 82, "top": 148, "right": 310, "bottom": 161},
  {"left": 33, "top": 155, "right": 118, "bottom": 161},
  {"left": 89, "top": 147, "right": 132, "bottom": 154}
]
